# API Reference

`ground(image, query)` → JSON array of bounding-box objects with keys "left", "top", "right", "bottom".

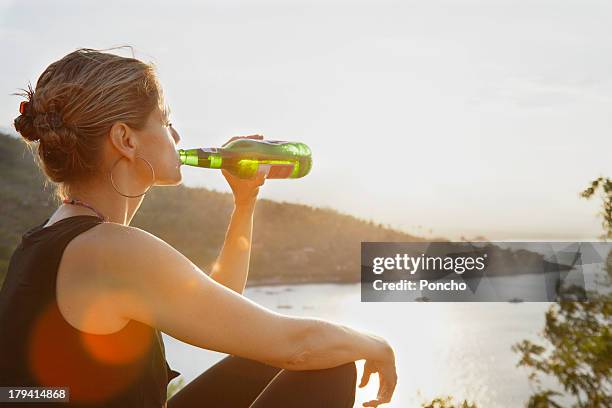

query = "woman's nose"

[{"left": 170, "top": 126, "right": 181, "bottom": 144}]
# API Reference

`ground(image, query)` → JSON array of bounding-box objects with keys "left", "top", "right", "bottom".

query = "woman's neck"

[{"left": 60, "top": 183, "right": 145, "bottom": 226}]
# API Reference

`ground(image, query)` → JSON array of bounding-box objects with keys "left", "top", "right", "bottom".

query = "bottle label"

[{"left": 266, "top": 163, "right": 295, "bottom": 178}]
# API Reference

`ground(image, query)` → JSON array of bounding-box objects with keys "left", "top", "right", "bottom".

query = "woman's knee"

[
  {"left": 307, "top": 361, "right": 357, "bottom": 396},
  {"left": 296, "top": 361, "right": 356, "bottom": 385},
  {"left": 324, "top": 362, "right": 357, "bottom": 406},
  {"left": 250, "top": 362, "right": 358, "bottom": 407}
]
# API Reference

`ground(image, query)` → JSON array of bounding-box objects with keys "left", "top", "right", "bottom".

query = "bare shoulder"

[
  {"left": 60, "top": 220, "right": 307, "bottom": 368},
  {"left": 68, "top": 221, "right": 177, "bottom": 263},
  {"left": 65, "top": 221, "right": 187, "bottom": 290},
  {"left": 56, "top": 222, "right": 173, "bottom": 334},
  {"left": 92, "top": 222, "right": 191, "bottom": 272},
  {"left": 73, "top": 221, "right": 160, "bottom": 248}
]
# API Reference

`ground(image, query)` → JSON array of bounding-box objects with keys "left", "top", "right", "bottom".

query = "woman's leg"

[
  {"left": 167, "top": 356, "right": 357, "bottom": 408},
  {"left": 249, "top": 361, "right": 357, "bottom": 408},
  {"left": 167, "top": 355, "right": 282, "bottom": 408}
]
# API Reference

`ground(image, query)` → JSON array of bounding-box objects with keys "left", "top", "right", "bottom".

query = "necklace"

[{"left": 62, "top": 198, "right": 108, "bottom": 221}]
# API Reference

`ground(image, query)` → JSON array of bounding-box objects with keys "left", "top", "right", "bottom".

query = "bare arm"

[
  {"left": 209, "top": 134, "right": 266, "bottom": 294},
  {"left": 96, "top": 223, "right": 393, "bottom": 372},
  {"left": 209, "top": 202, "right": 255, "bottom": 294}
]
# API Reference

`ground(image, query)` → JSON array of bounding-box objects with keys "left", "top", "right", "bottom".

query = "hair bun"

[
  {"left": 14, "top": 113, "right": 40, "bottom": 142},
  {"left": 33, "top": 111, "right": 64, "bottom": 132},
  {"left": 14, "top": 98, "right": 68, "bottom": 143}
]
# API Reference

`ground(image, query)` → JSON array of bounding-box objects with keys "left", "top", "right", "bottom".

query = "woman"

[{"left": 0, "top": 48, "right": 397, "bottom": 408}]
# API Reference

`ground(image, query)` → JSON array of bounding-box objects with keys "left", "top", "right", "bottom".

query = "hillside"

[{"left": 0, "top": 132, "right": 432, "bottom": 288}]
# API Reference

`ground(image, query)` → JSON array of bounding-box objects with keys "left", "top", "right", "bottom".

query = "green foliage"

[
  {"left": 512, "top": 292, "right": 612, "bottom": 407},
  {"left": 512, "top": 177, "right": 612, "bottom": 408},
  {"left": 580, "top": 177, "right": 612, "bottom": 240},
  {"left": 166, "top": 377, "right": 185, "bottom": 400},
  {"left": 421, "top": 396, "right": 478, "bottom": 408},
  {"left": 0, "top": 132, "right": 427, "bottom": 289},
  {"left": 524, "top": 390, "right": 564, "bottom": 408}
]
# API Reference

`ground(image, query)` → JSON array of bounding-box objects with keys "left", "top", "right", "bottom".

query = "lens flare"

[{"left": 28, "top": 301, "right": 154, "bottom": 404}]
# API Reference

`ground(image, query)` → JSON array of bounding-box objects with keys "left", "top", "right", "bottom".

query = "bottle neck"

[{"left": 178, "top": 148, "right": 224, "bottom": 168}]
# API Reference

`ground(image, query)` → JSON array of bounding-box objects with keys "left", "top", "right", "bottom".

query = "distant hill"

[{"left": 0, "top": 132, "right": 432, "bottom": 288}]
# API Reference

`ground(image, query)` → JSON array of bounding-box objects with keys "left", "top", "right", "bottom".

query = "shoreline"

[{"left": 245, "top": 277, "right": 360, "bottom": 288}]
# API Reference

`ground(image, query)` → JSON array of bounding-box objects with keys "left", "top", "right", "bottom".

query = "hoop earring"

[{"left": 109, "top": 155, "right": 155, "bottom": 198}]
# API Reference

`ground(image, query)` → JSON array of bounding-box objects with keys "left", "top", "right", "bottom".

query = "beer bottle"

[{"left": 178, "top": 139, "right": 312, "bottom": 179}]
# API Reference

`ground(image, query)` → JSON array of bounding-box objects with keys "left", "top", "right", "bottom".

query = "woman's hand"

[
  {"left": 221, "top": 134, "right": 267, "bottom": 207},
  {"left": 359, "top": 341, "right": 397, "bottom": 407}
]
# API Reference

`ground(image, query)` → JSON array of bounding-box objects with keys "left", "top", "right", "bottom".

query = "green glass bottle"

[{"left": 178, "top": 139, "right": 312, "bottom": 179}]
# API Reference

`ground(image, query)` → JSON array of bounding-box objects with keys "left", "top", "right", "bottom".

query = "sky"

[{"left": 1, "top": 0, "right": 610, "bottom": 240}]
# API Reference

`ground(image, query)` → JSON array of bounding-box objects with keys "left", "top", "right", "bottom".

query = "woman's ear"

[{"left": 109, "top": 122, "right": 136, "bottom": 160}]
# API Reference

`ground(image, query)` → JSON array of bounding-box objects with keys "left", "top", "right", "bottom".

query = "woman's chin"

[{"left": 155, "top": 172, "right": 183, "bottom": 186}]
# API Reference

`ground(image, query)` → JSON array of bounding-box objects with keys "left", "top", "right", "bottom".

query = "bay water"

[{"left": 163, "top": 282, "right": 576, "bottom": 407}]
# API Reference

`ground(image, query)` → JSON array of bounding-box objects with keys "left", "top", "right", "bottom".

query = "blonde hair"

[{"left": 13, "top": 47, "right": 167, "bottom": 200}]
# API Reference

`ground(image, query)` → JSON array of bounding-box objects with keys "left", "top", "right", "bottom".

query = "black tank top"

[{"left": 0, "top": 215, "right": 181, "bottom": 407}]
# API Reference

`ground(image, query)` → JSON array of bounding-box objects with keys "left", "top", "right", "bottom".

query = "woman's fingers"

[
  {"left": 376, "top": 372, "right": 396, "bottom": 405},
  {"left": 221, "top": 134, "right": 264, "bottom": 147},
  {"left": 222, "top": 168, "right": 267, "bottom": 206},
  {"left": 359, "top": 364, "right": 372, "bottom": 388},
  {"left": 221, "top": 136, "right": 240, "bottom": 147},
  {"left": 363, "top": 394, "right": 391, "bottom": 407},
  {"left": 378, "top": 382, "right": 391, "bottom": 403},
  {"left": 363, "top": 399, "right": 389, "bottom": 407},
  {"left": 361, "top": 364, "right": 396, "bottom": 407},
  {"left": 255, "top": 171, "right": 266, "bottom": 184},
  {"left": 222, "top": 168, "right": 266, "bottom": 183}
]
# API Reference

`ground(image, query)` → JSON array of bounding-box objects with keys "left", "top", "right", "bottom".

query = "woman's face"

[{"left": 135, "top": 106, "right": 183, "bottom": 186}]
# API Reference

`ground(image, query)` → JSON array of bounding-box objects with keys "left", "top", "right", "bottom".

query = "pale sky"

[{"left": 1, "top": 0, "right": 610, "bottom": 240}]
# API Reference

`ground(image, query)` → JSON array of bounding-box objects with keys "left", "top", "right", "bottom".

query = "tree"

[
  {"left": 512, "top": 177, "right": 612, "bottom": 408},
  {"left": 420, "top": 396, "right": 478, "bottom": 408},
  {"left": 580, "top": 177, "right": 612, "bottom": 240}
]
